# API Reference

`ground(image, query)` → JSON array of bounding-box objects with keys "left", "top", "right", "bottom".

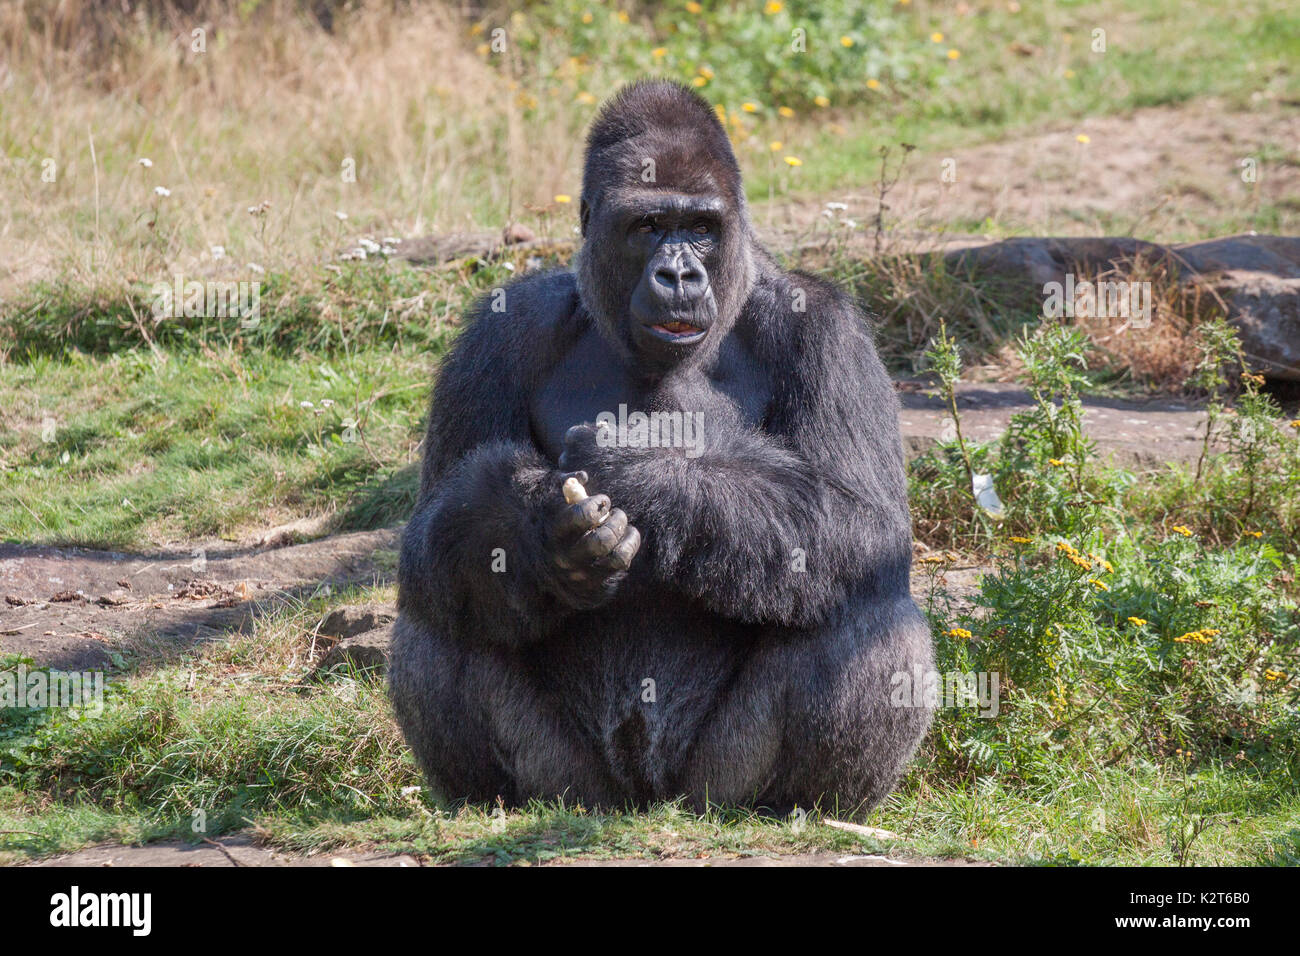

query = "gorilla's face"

[
  {"left": 623, "top": 191, "right": 724, "bottom": 358},
  {"left": 579, "top": 185, "right": 750, "bottom": 371}
]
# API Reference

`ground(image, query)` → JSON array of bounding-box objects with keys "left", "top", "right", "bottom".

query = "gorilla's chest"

[{"left": 529, "top": 327, "right": 772, "bottom": 463}]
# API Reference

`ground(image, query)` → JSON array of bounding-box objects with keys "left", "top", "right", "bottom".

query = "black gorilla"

[{"left": 390, "top": 79, "right": 933, "bottom": 812}]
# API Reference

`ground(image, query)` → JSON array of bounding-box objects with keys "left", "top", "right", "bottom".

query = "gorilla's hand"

[
  {"left": 556, "top": 422, "right": 616, "bottom": 478},
  {"left": 544, "top": 468, "right": 641, "bottom": 606}
]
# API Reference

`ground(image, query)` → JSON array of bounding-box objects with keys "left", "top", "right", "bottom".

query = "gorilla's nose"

[{"left": 653, "top": 259, "right": 707, "bottom": 299}]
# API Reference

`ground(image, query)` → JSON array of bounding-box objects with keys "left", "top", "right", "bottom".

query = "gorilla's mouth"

[{"left": 647, "top": 320, "right": 707, "bottom": 342}]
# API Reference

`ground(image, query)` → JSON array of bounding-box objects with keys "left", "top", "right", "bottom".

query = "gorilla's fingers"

[
  {"left": 576, "top": 508, "right": 629, "bottom": 559},
  {"left": 555, "top": 494, "right": 611, "bottom": 538},
  {"left": 595, "top": 525, "right": 641, "bottom": 572}
]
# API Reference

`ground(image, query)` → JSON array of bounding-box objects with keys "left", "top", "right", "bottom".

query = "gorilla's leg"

[
  {"left": 388, "top": 614, "right": 620, "bottom": 806},
  {"left": 677, "top": 599, "right": 935, "bottom": 814}
]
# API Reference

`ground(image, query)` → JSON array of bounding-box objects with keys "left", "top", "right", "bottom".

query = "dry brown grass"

[{"left": 0, "top": 0, "right": 594, "bottom": 294}]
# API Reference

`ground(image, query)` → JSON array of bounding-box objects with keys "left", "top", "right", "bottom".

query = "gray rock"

[
  {"left": 1202, "top": 272, "right": 1300, "bottom": 381},
  {"left": 316, "top": 603, "right": 395, "bottom": 641},
  {"left": 317, "top": 624, "right": 392, "bottom": 676},
  {"left": 941, "top": 234, "right": 1300, "bottom": 381}
]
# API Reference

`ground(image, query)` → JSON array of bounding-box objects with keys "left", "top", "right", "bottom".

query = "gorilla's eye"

[
  {"left": 635, "top": 218, "right": 657, "bottom": 234},
  {"left": 692, "top": 221, "right": 712, "bottom": 235}
]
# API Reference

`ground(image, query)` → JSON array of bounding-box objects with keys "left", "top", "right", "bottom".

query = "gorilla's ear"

[{"left": 579, "top": 199, "right": 591, "bottom": 238}]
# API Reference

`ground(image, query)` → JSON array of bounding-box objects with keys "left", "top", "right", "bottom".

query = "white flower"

[
  {"left": 154, "top": 186, "right": 171, "bottom": 197},
  {"left": 248, "top": 262, "right": 265, "bottom": 274},
  {"left": 825, "top": 201, "right": 848, "bottom": 212},
  {"left": 381, "top": 245, "right": 396, "bottom": 256},
  {"left": 137, "top": 158, "right": 153, "bottom": 168},
  {"left": 321, "top": 399, "right": 334, "bottom": 408},
  {"left": 335, "top": 211, "right": 348, "bottom": 221},
  {"left": 209, "top": 245, "right": 225, "bottom": 259},
  {"left": 382, "top": 236, "right": 402, "bottom": 245},
  {"left": 359, "top": 237, "right": 381, "bottom": 254},
  {"left": 300, "top": 401, "right": 314, "bottom": 409},
  {"left": 340, "top": 248, "right": 366, "bottom": 261}
]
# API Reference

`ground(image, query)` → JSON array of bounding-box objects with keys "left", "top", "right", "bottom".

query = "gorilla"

[{"left": 390, "top": 79, "right": 933, "bottom": 813}]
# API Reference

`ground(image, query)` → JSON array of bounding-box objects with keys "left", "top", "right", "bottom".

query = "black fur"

[{"left": 390, "top": 79, "right": 933, "bottom": 813}]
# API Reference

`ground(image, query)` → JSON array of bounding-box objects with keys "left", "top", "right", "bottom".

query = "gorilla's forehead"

[
  {"left": 587, "top": 132, "right": 743, "bottom": 205},
  {"left": 601, "top": 186, "right": 731, "bottom": 218}
]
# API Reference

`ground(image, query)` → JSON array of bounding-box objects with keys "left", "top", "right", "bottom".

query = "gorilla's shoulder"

[
  {"left": 451, "top": 268, "right": 588, "bottom": 375},
  {"left": 743, "top": 264, "right": 878, "bottom": 358}
]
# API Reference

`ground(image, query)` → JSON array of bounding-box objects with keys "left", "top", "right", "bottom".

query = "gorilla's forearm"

[
  {"left": 397, "top": 441, "right": 582, "bottom": 647},
  {"left": 585, "top": 427, "right": 910, "bottom": 629}
]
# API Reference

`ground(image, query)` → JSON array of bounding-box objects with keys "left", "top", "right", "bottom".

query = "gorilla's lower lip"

[{"left": 646, "top": 321, "right": 707, "bottom": 342}]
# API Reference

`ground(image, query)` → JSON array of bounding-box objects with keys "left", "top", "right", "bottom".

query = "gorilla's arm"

[
  {"left": 566, "top": 278, "right": 912, "bottom": 630},
  {"left": 397, "top": 274, "right": 634, "bottom": 648}
]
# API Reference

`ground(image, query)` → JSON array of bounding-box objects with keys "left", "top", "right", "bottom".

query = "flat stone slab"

[{"left": 898, "top": 381, "right": 1219, "bottom": 468}]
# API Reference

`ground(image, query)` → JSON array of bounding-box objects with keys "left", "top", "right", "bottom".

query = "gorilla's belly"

[{"left": 523, "top": 603, "right": 751, "bottom": 797}]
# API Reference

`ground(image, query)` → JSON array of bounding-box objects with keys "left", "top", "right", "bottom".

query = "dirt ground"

[
  {"left": 771, "top": 100, "right": 1300, "bottom": 240},
  {"left": 0, "top": 384, "right": 1218, "bottom": 670}
]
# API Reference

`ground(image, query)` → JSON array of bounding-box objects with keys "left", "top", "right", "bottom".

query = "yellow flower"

[
  {"left": 469, "top": 23, "right": 485, "bottom": 36},
  {"left": 1088, "top": 578, "right": 1110, "bottom": 591},
  {"left": 581, "top": 11, "right": 593, "bottom": 23},
  {"left": 476, "top": 43, "right": 489, "bottom": 56},
  {"left": 742, "top": 102, "right": 759, "bottom": 113},
  {"left": 686, "top": 1, "right": 702, "bottom": 13},
  {"left": 692, "top": 76, "right": 708, "bottom": 87},
  {"left": 1056, "top": 541, "right": 1078, "bottom": 555},
  {"left": 617, "top": 10, "right": 629, "bottom": 23},
  {"left": 777, "top": 106, "right": 795, "bottom": 118},
  {"left": 841, "top": 36, "right": 854, "bottom": 48},
  {"left": 866, "top": 78, "right": 881, "bottom": 90},
  {"left": 1127, "top": 617, "right": 1148, "bottom": 626},
  {"left": 1069, "top": 554, "right": 1093, "bottom": 571},
  {"left": 554, "top": 194, "right": 572, "bottom": 204},
  {"left": 652, "top": 47, "right": 667, "bottom": 59},
  {"left": 576, "top": 91, "right": 597, "bottom": 104},
  {"left": 769, "top": 140, "right": 783, "bottom": 151},
  {"left": 947, "top": 627, "right": 973, "bottom": 640},
  {"left": 764, "top": 0, "right": 783, "bottom": 13},
  {"left": 1048, "top": 458, "right": 1064, "bottom": 466},
  {"left": 947, "top": 48, "right": 961, "bottom": 59},
  {"left": 1064, "top": 69, "right": 1076, "bottom": 78},
  {"left": 931, "top": 32, "right": 944, "bottom": 43},
  {"left": 784, "top": 156, "right": 803, "bottom": 166},
  {"left": 698, "top": 65, "right": 714, "bottom": 79},
  {"left": 1088, "top": 553, "right": 1114, "bottom": 573},
  {"left": 714, "top": 104, "right": 727, "bottom": 121},
  {"left": 1244, "top": 530, "right": 1262, "bottom": 538},
  {"left": 1264, "top": 669, "right": 1289, "bottom": 682},
  {"left": 1171, "top": 525, "right": 1192, "bottom": 537},
  {"left": 1289, "top": 420, "right": 1300, "bottom": 429},
  {"left": 1009, "top": 536, "right": 1032, "bottom": 544},
  {"left": 1076, "top": 134, "right": 1091, "bottom": 144},
  {"left": 814, "top": 95, "right": 830, "bottom": 107}
]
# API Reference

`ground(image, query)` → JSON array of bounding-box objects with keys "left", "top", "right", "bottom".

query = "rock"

[
  {"left": 1202, "top": 272, "right": 1300, "bottom": 381},
  {"left": 316, "top": 624, "right": 392, "bottom": 675},
  {"left": 940, "top": 234, "right": 1300, "bottom": 381},
  {"left": 502, "top": 222, "right": 536, "bottom": 245},
  {"left": 96, "top": 590, "right": 132, "bottom": 606},
  {"left": 317, "top": 603, "right": 396, "bottom": 641}
]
